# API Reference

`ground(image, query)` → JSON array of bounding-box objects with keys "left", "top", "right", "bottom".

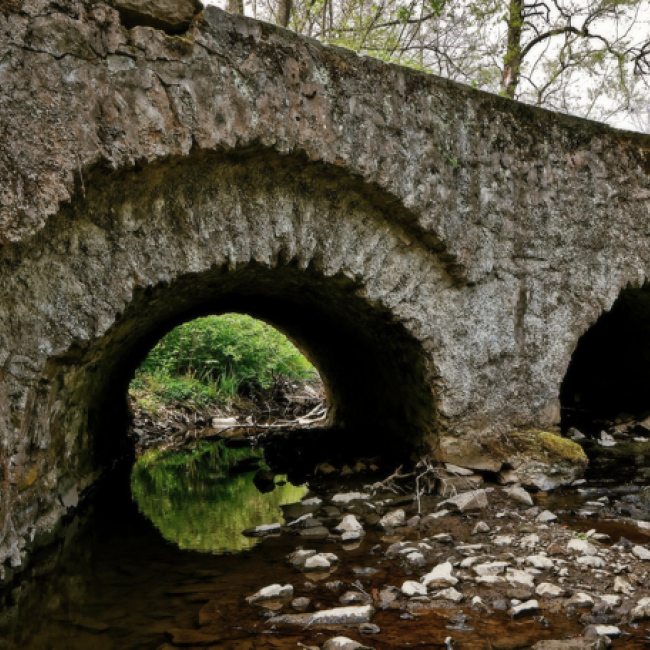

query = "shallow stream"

[{"left": 3, "top": 443, "right": 650, "bottom": 649}]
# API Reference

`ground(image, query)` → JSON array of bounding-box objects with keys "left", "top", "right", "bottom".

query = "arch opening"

[
  {"left": 55, "top": 263, "right": 438, "bottom": 476},
  {"left": 560, "top": 286, "right": 650, "bottom": 433}
]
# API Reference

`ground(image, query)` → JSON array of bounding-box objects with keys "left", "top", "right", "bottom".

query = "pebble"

[{"left": 472, "top": 521, "right": 490, "bottom": 535}]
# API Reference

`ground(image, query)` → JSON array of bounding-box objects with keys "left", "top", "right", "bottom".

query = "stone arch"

[
  {"left": 0, "top": 150, "right": 454, "bottom": 499},
  {"left": 560, "top": 284, "right": 650, "bottom": 432}
]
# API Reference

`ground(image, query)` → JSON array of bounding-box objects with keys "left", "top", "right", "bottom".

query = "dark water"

[{"left": 2, "top": 444, "right": 650, "bottom": 649}]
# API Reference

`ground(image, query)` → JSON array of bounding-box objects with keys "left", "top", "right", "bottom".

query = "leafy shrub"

[{"left": 131, "top": 314, "right": 316, "bottom": 409}]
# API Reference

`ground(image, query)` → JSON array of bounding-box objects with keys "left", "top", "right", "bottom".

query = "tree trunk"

[
  {"left": 278, "top": 0, "right": 292, "bottom": 27},
  {"left": 228, "top": 0, "right": 244, "bottom": 15},
  {"left": 500, "top": 0, "right": 524, "bottom": 99}
]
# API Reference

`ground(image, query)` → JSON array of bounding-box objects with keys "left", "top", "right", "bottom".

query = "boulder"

[{"left": 505, "top": 431, "right": 588, "bottom": 491}]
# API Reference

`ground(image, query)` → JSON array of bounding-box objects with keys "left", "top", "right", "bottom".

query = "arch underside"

[{"left": 0, "top": 151, "right": 452, "bottom": 490}]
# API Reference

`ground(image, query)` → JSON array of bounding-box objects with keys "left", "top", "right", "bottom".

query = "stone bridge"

[{"left": 1, "top": 0, "right": 650, "bottom": 568}]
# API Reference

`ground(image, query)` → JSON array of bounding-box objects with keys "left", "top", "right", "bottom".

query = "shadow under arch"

[
  {"left": 66, "top": 262, "right": 437, "bottom": 470},
  {"left": 560, "top": 285, "right": 650, "bottom": 433}
]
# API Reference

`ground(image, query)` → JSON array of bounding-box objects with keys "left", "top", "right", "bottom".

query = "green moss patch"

[{"left": 506, "top": 430, "right": 588, "bottom": 465}]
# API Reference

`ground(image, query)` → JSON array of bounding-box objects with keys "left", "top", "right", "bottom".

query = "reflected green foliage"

[{"left": 131, "top": 442, "right": 307, "bottom": 553}]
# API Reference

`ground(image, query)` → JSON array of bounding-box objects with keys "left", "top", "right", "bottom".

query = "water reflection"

[{"left": 130, "top": 441, "right": 307, "bottom": 553}]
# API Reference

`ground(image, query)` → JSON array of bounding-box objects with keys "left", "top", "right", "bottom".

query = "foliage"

[
  {"left": 220, "top": 0, "right": 650, "bottom": 130},
  {"left": 131, "top": 314, "right": 316, "bottom": 410},
  {"left": 131, "top": 441, "right": 307, "bottom": 552}
]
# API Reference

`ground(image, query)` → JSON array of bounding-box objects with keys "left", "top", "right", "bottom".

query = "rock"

[
  {"left": 498, "top": 469, "right": 520, "bottom": 485},
  {"left": 401, "top": 581, "right": 427, "bottom": 597},
  {"left": 568, "top": 428, "right": 587, "bottom": 441},
  {"left": 405, "top": 551, "right": 426, "bottom": 568},
  {"left": 432, "top": 587, "right": 463, "bottom": 603},
  {"left": 526, "top": 555, "right": 554, "bottom": 569},
  {"left": 292, "top": 597, "right": 310, "bottom": 611},
  {"left": 246, "top": 584, "right": 293, "bottom": 604},
  {"left": 505, "top": 486, "right": 534, "bottom": 506},
  {"left": 421, "top": 510, "right": 450, "bottom": 524},
  {"left": 630, "top": 597, "right": 650, "bottom": 620},
  {"left": 441, "top": 489, "right": 488, "bottom": 513},
  {"left": 472, "top": 521, "right": 490, "bottom": 535},
  {"left": 474, "top": 561, "right": 509, "bottom": 577},
  {"left": 506, "top": 431, "right": 588, "bottom": 491},
  {"left": 304, "top": 554, "right": 333, "bottom": 572},
  {"left": 437, "top": 472, "right": 484, "bottom": 497},
  {"left": 576, "top": 555, "right": 605, "bottom": 568},
  {"left": 613, "top": 576, "right": 635, "bottom": 594},
  {"left": 438, "top": 437, "right": 503, "bottom": 473},
  {"left": 536, "top": 583, "right": 564, "bottom": 599},
  {"left": 242, "top": 523, "right": 281, "bottom": 537},
  {"left": 300, "top": 526, "right": 330, "bottom": 539},
  {"left": 511, "top": 599, "right": 540, "bottom": 617},
  {"left": 378, "top": 509, "right": 405, "bottom": 530},
  {"left": 568, "top": 538, "right": 598, "bottom": 555},
  {"left": 444, "top": 463, "right": 475, "bottom": 476},
  {"left": 598, "top": 432, "right": 617, "bottom": 448},
  {"left": 340, "top": 591, "right": 372, "bottom": 606},
  {"left": 584, "top": 625, "right": 621, "bottom": 638},
  {"left": 322, "top": 637, "right": 369, "bottom": 650},
  {"left": 359, "top": 623, "right": 380, "bottom": 635},
  {"left": 493, "top": 535, "right": 514, "bottom": 546},
  {"left": 422, "top": 562, "right": 458, "bottom": 589},
  {"left": 113, "top": 0, "right": 202, "bottom": 31},
  {"left": 536, "top": 510, "right": 558, "bottom": 524},
  {"left": 406, "top": 515, "right": 421, "bottom": 527},
  {"left": 566, "top": 592, "right": 594, "bottom": 609},
  {"left": 632, "top": 545, "right": 650, "bottom": 560},
  {"left": 532, "top": 637, "right": 611, "bottom": 649},
  {"left": 270, "top": 605, "right": 375, "bottom": 627},
  {"left": 287, "top": 549, "right": 318, "bottom": 568},
  {"left": 520, "top": 533, "right": 540, "bottom": 549},
  {"left": 598, "top": 595, "right": 621, "bottom": 607},
  {"left": 282, "top": 501, "right": 321, "bottom": 519},
  {"left": 331, "top": 492, "right": 372, "bottom": 504},
  {"left": 506, "top": 569, "right": 535, "bottom": 590},
  {"left": 335, "top": 515, "right": 365, "bottom": 536}
]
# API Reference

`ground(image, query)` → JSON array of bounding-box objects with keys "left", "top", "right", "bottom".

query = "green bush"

[{"left": 131, "top": 314, "right": 316, "bottom": 409}]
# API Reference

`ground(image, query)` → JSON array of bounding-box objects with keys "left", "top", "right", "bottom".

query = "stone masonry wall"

[{"left": 1, "top": 0, "right": 650, "bottom": 574}]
